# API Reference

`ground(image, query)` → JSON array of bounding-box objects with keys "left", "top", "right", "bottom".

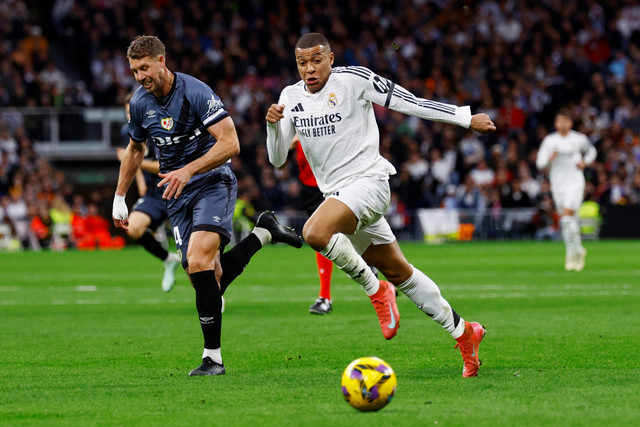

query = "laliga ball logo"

[{"left": 341, "top": 357, "right": 397, "bottom": 412}]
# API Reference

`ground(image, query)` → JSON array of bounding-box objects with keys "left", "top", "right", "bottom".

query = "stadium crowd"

[{"left": 2, "top": 0, "right": 640, "bottom": 249}]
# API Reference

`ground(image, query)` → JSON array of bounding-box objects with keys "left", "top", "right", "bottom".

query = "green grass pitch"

[{"left": 1, "top": 240, "right": 639, "bottom": 426}]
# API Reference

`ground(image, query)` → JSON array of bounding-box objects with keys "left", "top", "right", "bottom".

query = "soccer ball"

[{"left": 341, "top": 357, "right": 397, "bottom": 412}]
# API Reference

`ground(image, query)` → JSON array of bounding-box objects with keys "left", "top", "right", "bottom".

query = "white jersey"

[
  {"left": 536, "top": 130, "right": 596, "bottom": 191},
  {"left": 267, "top": 66, "right": 472, "bottom": 195}
]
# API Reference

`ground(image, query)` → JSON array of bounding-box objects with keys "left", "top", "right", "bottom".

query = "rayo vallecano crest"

[
  {"left": 328, "top": 93, "right": 338, "bottom": 107},
  {"left": 161, "top": 117, "right": 174, "bottom": 130}
]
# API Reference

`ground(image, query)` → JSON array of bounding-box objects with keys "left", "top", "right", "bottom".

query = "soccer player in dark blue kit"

[
  {"left": 113, "top": 35, "right": 302, "bottom": 376},
  {"left": 117, "top": 93, "right": 180, "bottom": 293}
]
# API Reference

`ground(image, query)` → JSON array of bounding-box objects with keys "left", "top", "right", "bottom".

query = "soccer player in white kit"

[
  {"left": 266, "top": 33, "right": 496, "bottom": 377},
  {"left": 536, "top": 109, "right": 597, "bottom": 271}
]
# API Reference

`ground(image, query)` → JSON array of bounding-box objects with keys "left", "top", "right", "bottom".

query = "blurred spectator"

[
  {"left": 441, "top": 185, "right": 459, "bottom": 210},
  {"left": 429, "top": 147, "right": 453, "bottom": 186},
  {"left": 600, "top": 172, "right": 629, "bottom": 207},
  {"left": 459, "top": 131, "right": 485, "bottom": 173},
  {"left": 30, "top": 201, "right": 52, "bottom": 247},
  {"left": 49, "top": 194, "right": 73, "bottom": 250},
  {"left": 6, "top": 191, "right": 29, "bottom": 247},
  {"left": 533, "top": 194, "right": 560, "bottom": 241},
  {"left": 457, "top": 175, "right": 486, "bottom": 211},
  {"left": 629, "top": 170, "right": 640, "bottom": 205},
  {"left": 0, "top": 127, "right": 19, "bottom": 165},
  {"left": 405, "top": 143, "right": 429, "bottom": 182},
  {"left": 470, "top": 159, "right": 495, "bottom": 188},
  {"left": 232, "top": 187, "right": 257, "bottom": 243},
  {"left": 517, "top": 161, "right": 541, "bottom": 201},
  {"left": 502, "top": 179, "right": 533, "bottom": 208},
  {"left": 73, "top": 203, "right": 125, "bottom": 250},
  {"left": 578, "top": 195, "right": 602, "bottom": 238},
  {"left": 386, "top": 191, "right": 411, "bottom": 234},
  {"left": 0, "top": 195, "right": 18, "bottom": 246}
]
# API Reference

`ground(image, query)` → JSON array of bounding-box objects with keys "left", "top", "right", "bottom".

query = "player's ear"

[{"left": 329, "top": 52, "right": 334, "bottom": 66}]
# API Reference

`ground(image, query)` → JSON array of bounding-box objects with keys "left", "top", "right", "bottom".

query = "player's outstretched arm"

[
  {"left": 469, "top": 113, "right": 497, "bottom": 134},
  {"left": 113, "top": 139, "right": 145, "bottom": 229}
]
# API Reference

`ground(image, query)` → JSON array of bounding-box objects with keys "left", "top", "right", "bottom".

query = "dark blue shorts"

[
  {"left": 132, "top": 191, "right": 168, "bottom": 230},
  {"left": 166, "top": 166, "right": 237, "bottom": 269}
]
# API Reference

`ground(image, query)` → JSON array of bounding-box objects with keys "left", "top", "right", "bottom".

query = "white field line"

[
  {"left": 1, "top": 272, "right": 320, "bottom": 282},
  {"left": 6, "top": 269, "right": 635, "bottom": 284},
  {"left": 1, "top": 284, "right": 639, "bottom": 306},
  {"left": 1, "top": 282, "right": 635, "bottom": 294}
]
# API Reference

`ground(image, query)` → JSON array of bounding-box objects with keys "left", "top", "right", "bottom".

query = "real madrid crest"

[
  {"left": 328, "top": 93, "right": 338, "bottom": 107},
  {"left": 161, "top": 117, "right": 174, "bottom": 130}
]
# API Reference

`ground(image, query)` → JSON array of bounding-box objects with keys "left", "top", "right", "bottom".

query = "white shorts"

[
  {"left": 327, "top": 177, "right": 396, "bottom": 254},
  {"left": 552, "top": 182, "right": 585, "bottom": 212}
]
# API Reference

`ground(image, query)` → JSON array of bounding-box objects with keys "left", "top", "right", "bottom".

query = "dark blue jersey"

[
  {"left": 142, "top": 142, "right": 163, "bottom": 198},
  {"left": 128, "top": 72, "right": 229, "bottom": 184}
]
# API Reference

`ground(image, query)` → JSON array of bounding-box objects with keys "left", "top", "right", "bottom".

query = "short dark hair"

[
  {"left": 127, "top": 35, "right": 166, "bottom": 60},
  {"left": 556, "top": 108, "right": 573, "bottom": 120},
  {"left": 295, "top": 33, "right": 331, "bottom": 51}
]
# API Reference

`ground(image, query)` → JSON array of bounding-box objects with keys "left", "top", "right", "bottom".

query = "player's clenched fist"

[
  {"left": 469, "top": 113, "right": 497, "bottom": 134},
  {"left": 266, "top": 104, "right": 285, "bottom": 123}
]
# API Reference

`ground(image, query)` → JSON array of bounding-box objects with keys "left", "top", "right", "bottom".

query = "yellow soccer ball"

[{"left": 341, "top": 357, "right": 397, "bottom": 412}]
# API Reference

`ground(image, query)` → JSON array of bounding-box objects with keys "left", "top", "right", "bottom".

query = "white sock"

[
  {"left": 251, "top": 227, "right": 270, "bottom": 246},
  {"left": 203, "top": 348, "right": 222, "bottom": 364},
  {"left": 569, "top": 215, "right": 583, "bottom": 252},
  {"left": 320, "top": 233, "right": 379, "bottom": 295},
  {"left": 560, "top": 216, "right": 576, "bottom": 259},
  {"left": 397, "top": 266, "right": 465, "bottom": 338},
  {"left": 164, "top": 252, "right": 178, "bottom": 263}
]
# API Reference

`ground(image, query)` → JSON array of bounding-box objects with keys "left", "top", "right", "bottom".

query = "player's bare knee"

[
  {"left": 185, "top": 250, "right": 215, "bottom": 273},
  {"left": 127, "top": 225, "right": 145, "bottom": 240},
  {"left": 185, "top": 257, "right": 208, "bottom": 273},
  {"left": 302, "top": 222, "right": 330, "bottom": 251}
]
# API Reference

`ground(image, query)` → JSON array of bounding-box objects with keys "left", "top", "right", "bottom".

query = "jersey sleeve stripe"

[
  {"left": 129, "top": 133, "right": 146, "bottom": 143},
  {"left": 351, "top": 66, "right": 373, "bottom": 78},
  {"left": 394, "top": 86, "right": 457, "bottom": 113},
  {"left": 203, "top": 109, "right": 228, "bottom": 126},
  {"left": 332, "top": 67, "right": 370, "bottom": 80},
  {"left": 392, "top": 87, "right": 456, "bottom": 115}
]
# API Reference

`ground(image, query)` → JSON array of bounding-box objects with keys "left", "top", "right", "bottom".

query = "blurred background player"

[
  {"left": 290, "top": 135, "right": 334, "bottom": 315},
  {"left": 117, "top": 92, "right": 180, "bottom": 292},
  {"left": 536, "top": 109, "right": 597, "bottom": 271}
]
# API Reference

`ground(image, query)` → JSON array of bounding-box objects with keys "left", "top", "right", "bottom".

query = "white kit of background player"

[{"left": 536, "top": 110, "right": 597, "bottom": 271}]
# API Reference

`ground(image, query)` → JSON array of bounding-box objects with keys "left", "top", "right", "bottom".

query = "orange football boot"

[
  {"left": 369, "top": 280, "right": 400, "bottom": 340},
  {"left": 454, "top": 321, "right": 486, "bottom": 377}
]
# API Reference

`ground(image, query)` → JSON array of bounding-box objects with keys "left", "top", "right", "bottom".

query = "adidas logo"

[{"left": 291, "top": 103, "right": 304, "bottom": 112}]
